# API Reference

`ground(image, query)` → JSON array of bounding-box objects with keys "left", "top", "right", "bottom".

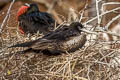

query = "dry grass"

[{"left": 0, "top": 0, "right": 120, "bottom": 80}]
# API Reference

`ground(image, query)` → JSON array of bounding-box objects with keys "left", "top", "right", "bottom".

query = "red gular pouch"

[
  {"left": 19, "top": 26, "right": 24, "bottom": 34},
  {"left": 16, "top": 6, "right": 29, "bottom": 34}
]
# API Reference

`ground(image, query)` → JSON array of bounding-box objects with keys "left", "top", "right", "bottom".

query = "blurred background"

[
  {"left": 0, "top": 0, "right": 120, "bottom": 34},
  {"left": 0, "top": 0, "right": 92, "bottom": 26}
]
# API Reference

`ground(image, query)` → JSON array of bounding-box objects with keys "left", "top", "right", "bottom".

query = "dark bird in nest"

[
  {"left": 17, "top": 3, "right": 57, "bottom": 35},
  {"left": 9, "top": 22, "right": 86, "bottom": 55}
]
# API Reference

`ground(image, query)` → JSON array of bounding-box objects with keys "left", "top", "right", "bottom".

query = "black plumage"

[
  {"left": 9, "top": 22, "right": 86, "bottom": 55},
  {"left": 17, "top": 3, "right": 57, "bottom": 35}
]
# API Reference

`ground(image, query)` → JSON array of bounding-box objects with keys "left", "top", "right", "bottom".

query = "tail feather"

[{"left": 8, "top": 40, "right": 37, "bottom": 48}]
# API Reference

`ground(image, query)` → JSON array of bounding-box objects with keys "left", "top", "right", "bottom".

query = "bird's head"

[
  {"left": 24, "top": 3, "right": 39, "bottom": 14},
  {"left": 70, "top": 22, "right": 83, "bottom": 32},
  {"left": 17, "top": 3, "right": 39, "bottom": 20},
  {"left": 16, "top": 3, "right": 39, "bottom": 34}
]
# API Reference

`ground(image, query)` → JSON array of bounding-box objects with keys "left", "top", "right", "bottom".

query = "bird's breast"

[{"left": 58, "top": 33, "right": 86, "bottom": 52}]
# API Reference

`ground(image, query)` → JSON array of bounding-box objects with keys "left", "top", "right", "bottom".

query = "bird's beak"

[
  {"left": 25, "top": 3, "right": 30, "bottom": 7},
  {"left": 77, "top": 26, "right": 82, "bottom": 31}
]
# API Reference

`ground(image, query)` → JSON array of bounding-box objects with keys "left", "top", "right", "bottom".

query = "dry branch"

[{"left": 0, "top": 0, "right": 15, "bottom": 34}]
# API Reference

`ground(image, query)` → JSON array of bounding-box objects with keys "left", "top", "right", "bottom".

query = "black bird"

[
  {"left": 17, "top": 3, "right": 57, "bottom": 35},
  {"left": 9, "top": 22, "right": 86, "bottom": 55}
]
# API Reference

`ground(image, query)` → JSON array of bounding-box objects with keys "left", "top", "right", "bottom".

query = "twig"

[
  {"left": 96, "top": 0, "right": 101, "bottom": 27},
  {"left": 102, "top": 2, "right": 120, "bottom": 6},
  {"left": 87, "top": 64, "right": 90, "bottom": 80},
  {"left": 84, "top": 7, "right": 120, "bottom": 24},
  {"left": 79, "top": 1, "right": 88, "bottom": 22},
  {"left": 30, "top": 72, "right": 88, "bottom": 80},
  {"left": 81, "top": 28, "right": 120, "bottom": 37},
  {"left": 105, "top": 14, "right": 120, "bottom": 30},
  {"left": 0, "top": 0, "right": 15, "bottom": 34},
  {"left": 81, "top": 29, "right": 98, "bottom": 35}
]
